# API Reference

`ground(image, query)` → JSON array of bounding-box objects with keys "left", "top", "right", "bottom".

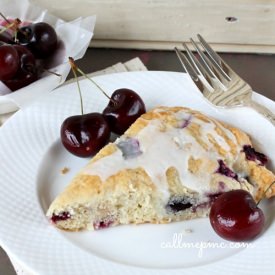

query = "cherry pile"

[
  {"left": 0, "top": 17, "right": 58, "bottom": 91},
  {"left": 60, "top": 58, "right": 146, "bottom": 157}
]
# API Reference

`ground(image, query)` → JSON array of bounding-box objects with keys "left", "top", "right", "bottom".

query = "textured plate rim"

[{"left": 0, "top": 71, "right": 274, "bottom": 275}]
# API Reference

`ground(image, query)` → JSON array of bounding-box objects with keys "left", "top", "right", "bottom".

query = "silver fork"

[{"left": 175, "top": 34, "right": 275, "bottom": 126}]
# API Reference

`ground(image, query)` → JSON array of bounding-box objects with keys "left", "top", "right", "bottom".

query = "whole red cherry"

[
  {"left": 3, "top": 45, "right": 38, "bottom": 91},
  {"left": 17, "top": 22, "right": 58, "bottom": 59},
  {"left": 210, "top": 190, "right": 265, "bottom": 242},
  {"left": 61, "top": 112, "right": 110, "bottom": 157},
  {"left": 103, "top": 88, "right": 146, "bottom": 135}
]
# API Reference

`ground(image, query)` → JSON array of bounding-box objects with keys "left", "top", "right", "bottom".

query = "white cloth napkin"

[{"left": 1, "top": 56, "right": 147, "bottom": 275}]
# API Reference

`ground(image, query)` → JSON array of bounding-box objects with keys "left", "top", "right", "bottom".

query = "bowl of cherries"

[
  {"left": 0, "top": 2, "right": 95, "bottom": 114},
  {"left": 60, "top": 57, "right": 146, "bottom": 158},
  {"left": 0, "top": 17, "right": 59, "bottom": 92}
]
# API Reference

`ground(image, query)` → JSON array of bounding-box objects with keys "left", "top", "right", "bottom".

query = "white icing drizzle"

[
  {"left": 82, "top": 109, "right": 242, "bottom": 200},
  {"left": 199, "top": 119, "right": 231, "bottom": 152}
]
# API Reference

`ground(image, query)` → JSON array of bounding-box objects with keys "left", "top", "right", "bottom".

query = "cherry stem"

[
  {"left": 43, "top": 69, "right": 62, "bottom": 79},
  {"left": 257, "top": 181, "right": 275, "bottom": 206},
  {"left": 76, "top": 67, "right": 113, "bottom": 100},
  {"left": 0, "top": 12, "right": 11, "bottom": 24},
  {"left": 74, "top": 71, "right": 84, "bottom": 115},
  {"left": 0, "top": 22, "right": 15, "bottom": 34},
  {"left": 0, "top": 14, "right": 26, "bottom": 43},
  {"left": 69, "top": 57, "right": 84, "bottom": 115},
  {"left": 0, "top": 17, "right": 22, "bottom": 43},
  {"left": 0, "top": 18, "right": 21, "bottom": 34},
  {"left": 14, "top": 30, "right": 18, "bottom": 42},
  {"left": 68, "top": 57, "right": 116, "bottom": 105}
]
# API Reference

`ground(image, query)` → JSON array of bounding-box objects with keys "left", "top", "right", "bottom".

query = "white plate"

[{"left": 0, "top": 72, "right": 274, "bottom": 275}]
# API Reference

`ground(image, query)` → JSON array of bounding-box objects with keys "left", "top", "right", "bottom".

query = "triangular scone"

[{"left": 47, "top": 106, "right": 275, "bottom": 231}]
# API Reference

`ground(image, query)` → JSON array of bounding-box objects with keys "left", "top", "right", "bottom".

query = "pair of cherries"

[{"left": 61, "top": 60, "right": 145, "bottom": 158}]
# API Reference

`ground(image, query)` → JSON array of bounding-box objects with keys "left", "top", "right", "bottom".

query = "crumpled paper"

[{"left": 0, "top": 0, "right": 96, "bottom": 114}]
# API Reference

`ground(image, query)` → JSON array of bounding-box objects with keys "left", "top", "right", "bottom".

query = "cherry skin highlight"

[{"left": 0, "top": 44, "right": 19, "bottom": 80}]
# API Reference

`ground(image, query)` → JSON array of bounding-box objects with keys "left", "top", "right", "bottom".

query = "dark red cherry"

[
  {"left": 17, "top": 22, "right": 58, "bottom": 59},
  {"left": 61, "top": 112, "right": 110, "bottom": 157},
  {"left": 0, "top": 44, "right": 19, "bottom": 80},
  {"left": 0, "top": 31, "right": 14, "bottom": 44},
  {"left": 3, "top": 71, "right": 38, "bottom": 91},
  {"left": 2, "top": 45, "right": 38, "bottom": 91},
  {"left": 210, "top": 190, "right": 265, "bottom": 241},
  {"left": 103, "top": 88, "right": 146, "bottom": 135}
]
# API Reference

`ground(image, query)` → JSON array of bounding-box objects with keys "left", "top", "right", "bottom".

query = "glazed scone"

[{"left": 47, "top": 106, "right": 275, "bottom": 231}]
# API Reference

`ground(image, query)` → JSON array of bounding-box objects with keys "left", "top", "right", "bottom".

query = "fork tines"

[
  {"left": 175, "top": 35, "right": 275, "bottom": 126},
  {"left": 175, "top": 34, "right": 235, "bottom": 94}
]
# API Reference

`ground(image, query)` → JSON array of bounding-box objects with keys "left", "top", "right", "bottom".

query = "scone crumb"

[
  {"left": 61, "top": 167, "right": 70, "bottom": 174},
  {"left": 181, "top": 228, "right": 193, "bottom": 235}
]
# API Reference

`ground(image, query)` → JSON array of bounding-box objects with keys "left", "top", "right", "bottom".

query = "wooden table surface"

[{"left": 1, "top": 48, "right": 275, "bottom": 275}]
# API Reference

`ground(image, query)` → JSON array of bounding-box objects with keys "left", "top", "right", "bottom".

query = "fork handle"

[{"left": 245, "top": 100, "right": 275, "bottom": 126}]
